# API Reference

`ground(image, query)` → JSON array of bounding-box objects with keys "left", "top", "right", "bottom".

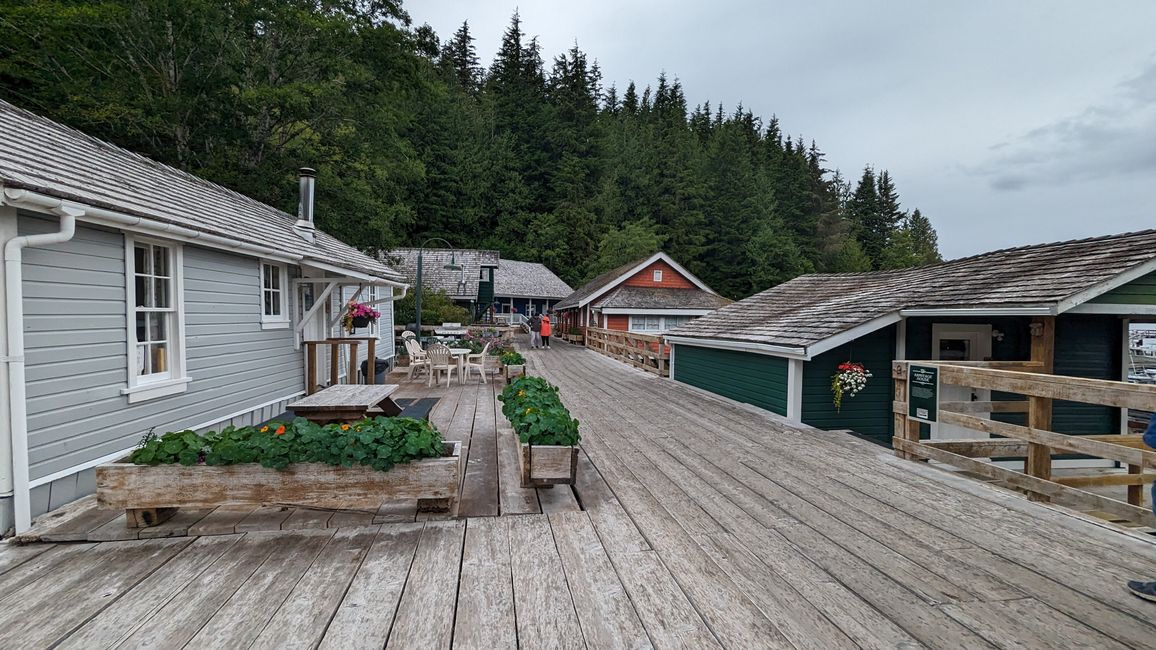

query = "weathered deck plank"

[
  {"left": 319, "top": 523, "right": 423, "bottom": 650},
  {"left": 387, "top": 520, "right": 467, "bottom": 648},
  {"left": 508, "top": 514, "right": 585, "bottom": 649},
  {"left": 453, "top": 517, "right": 517, "bottom": 650}
]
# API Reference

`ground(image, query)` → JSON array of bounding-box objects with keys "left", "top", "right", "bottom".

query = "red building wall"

[
  {"left": 623, "top": 260, "right": 694, "bottom": 289},
  {"left": 606, "top": 315, "right": 629, "bottom": 331}
]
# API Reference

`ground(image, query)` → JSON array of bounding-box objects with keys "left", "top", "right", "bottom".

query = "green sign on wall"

[{"left": 908, "top": 364, "right": 939, "bottom": 424}]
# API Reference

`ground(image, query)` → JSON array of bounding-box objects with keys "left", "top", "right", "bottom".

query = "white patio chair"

[
  {"left": 426, "top": 343, "right": 457, "bottom": 387},
  {"left": 464, "top": 342, "right": 492, "bottom": 384},
  {"left": 404, "top": 337, "right": 429, "bottom": 381},
  {"left": 400, "top": 330, "right": 417, "bottom": 340}
]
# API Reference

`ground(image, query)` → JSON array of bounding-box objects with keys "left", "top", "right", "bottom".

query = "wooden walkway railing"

[
  {"left": 585, "top": 327, "right": 669, "bottom": 377},
  {"left": 893, "top": 360, "right": 1156, "bottom": 527}
]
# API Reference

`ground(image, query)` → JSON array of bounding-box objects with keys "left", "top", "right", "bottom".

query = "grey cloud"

[{"left": 976, "top": 62, "right": 1156, "bottom": 191}]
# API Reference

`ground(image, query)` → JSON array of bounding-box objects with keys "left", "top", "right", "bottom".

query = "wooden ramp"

[{"left": 2, "top": 342, "right": 1155, "bottom": 648}]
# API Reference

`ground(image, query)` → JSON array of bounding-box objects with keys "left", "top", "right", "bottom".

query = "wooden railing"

[
  {"left": 585, "top": 327, "right": 669, "bottom": 377},
  {"left": 893, "top": 360, "right": 1156, "bottom": 527},
  {"left": 304, "top": 337, "right": 378, "bottom": 395},
  {"left": 558, "top": 326, "right": 586, "bottom": 345}
]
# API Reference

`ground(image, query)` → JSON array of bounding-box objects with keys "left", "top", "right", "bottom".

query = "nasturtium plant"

[
  {"left": 500, "top": 351, "right": 526, "bottom": 366},
  {"left": 130, "top": 417, "right": 444, "bottom": 472},
  {"left": 498, "top": 376, "right": 581, "bottom": 446}
]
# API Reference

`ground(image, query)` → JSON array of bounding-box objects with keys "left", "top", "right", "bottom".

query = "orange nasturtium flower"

[
  {"left": 260, "top": 426, "right": 269, "bottom": 433},
  {"left": 275, "top": 425, "right": 286, "bottom": 435},
  {"left": 341, "top": 424, "right": 351, "bottom": 431}
]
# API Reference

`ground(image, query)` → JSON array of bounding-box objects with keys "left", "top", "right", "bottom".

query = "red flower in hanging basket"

[{"left": 831, "top": 361, "right": 872, "bottom": 412}]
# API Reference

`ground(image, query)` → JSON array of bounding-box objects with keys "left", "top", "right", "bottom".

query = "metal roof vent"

[{"left": 294, "top": 167, "right": 317, "bottom": 243}]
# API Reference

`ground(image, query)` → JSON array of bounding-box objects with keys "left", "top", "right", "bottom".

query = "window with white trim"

[
  {"left": 629, "top": 315, "right": 694, "bottom": 333},
  {"left": 124, "top": 236, "right": 187, "bottom": 401},
  {"left": 652, "top": 269, "right": 663, "bottom": 283},
  {"left": 261, "top": 262, "right": 288, "bottom": 323}
]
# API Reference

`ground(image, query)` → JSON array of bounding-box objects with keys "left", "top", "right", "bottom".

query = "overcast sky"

[{"left": 408, "top": 1, "right": 1156, "bottom": 260}]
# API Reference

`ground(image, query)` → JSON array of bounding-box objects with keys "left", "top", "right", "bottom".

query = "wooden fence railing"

[
  {"left": 585, "top": 327, "right": 669, "bottom": 377},
  {"left": 893, "top": 360, "right": 1156, "bottom": 527},
  {"left": 558, "top": 326, "right": 586, "bottom": 345}
]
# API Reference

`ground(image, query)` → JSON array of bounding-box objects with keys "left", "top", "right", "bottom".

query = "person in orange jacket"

[{"left": 540, "top": 312, "right": 553, "bottom": 349}]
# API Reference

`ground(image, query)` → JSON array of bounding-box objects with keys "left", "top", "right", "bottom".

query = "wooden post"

[
  {"left": 1026, "top": 316, "right": 1055, "bottom": 501},
  {"left": 1128, "top": 463, "right": 1143, "bottom": 506},
  {"left": 367, "top": 338, "right": 377, "bottom": 385},
  {"left": 305, "top": 342, "right": 319, "bottom": 395},
  {"left": 329, "top": 341, "right": 340, "bottom": 387},
  {"left": 348, "top": 341, "right": 359, "bottom": 385}
]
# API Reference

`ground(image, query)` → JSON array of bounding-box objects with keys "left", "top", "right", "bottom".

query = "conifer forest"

[{"left": 0, "top": 1, "right": 942, "bottom": 298}]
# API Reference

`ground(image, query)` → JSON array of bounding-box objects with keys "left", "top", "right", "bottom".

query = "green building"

[{"left": 666, "top": 231, "right": 1156, "bottom": 449}]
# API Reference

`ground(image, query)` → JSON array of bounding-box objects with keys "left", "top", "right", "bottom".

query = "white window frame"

[
  {"left": 653, "top": 269, "right": 663, "bottom": 283},
  {"left": 121, "top": 235, "right": 190, "bottom": 403},
  {"left": 628, "top": 314, "right": 693, "bottom": 334},
  {"left": 260, "top": 261, "right": 290, "bottom": 329}
]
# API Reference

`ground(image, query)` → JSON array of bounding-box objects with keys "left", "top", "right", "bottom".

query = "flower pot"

[
  {"left": 351, "top": 315, "right": 372, "bottom": 328},
  {"left": 504, "top": 364, "right": 526, "bottom": 383}
]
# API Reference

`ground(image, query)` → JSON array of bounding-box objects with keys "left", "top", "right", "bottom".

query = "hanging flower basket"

[
  {"left": 831, "top": 362, "right": 872, "bottom": 412},
  {"left": 343, "top": 302, "right": 380, "bottom": 331}
]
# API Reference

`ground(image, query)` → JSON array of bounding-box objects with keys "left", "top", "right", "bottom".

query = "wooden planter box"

[
  {"left": 504, "top": 364, "right": 526, "bottom": 383},
  {"left": 96, "top": 441, "right": 462, "bottom": 527},
  {"left": 519, "top": 442, "right": 578, "bottom": 487}
]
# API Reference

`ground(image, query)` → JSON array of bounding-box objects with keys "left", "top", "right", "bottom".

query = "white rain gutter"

[{"left": 2, "top": 189, "right": 80, "bottom": 533}]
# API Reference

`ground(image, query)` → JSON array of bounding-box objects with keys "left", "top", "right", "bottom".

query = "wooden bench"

[{"left": 288, "top": 384, "right": 402, "bottom": 424}]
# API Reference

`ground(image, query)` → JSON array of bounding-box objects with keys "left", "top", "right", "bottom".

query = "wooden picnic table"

[{"left": 288, "top": 384, "right": 402, "bottom": 424}]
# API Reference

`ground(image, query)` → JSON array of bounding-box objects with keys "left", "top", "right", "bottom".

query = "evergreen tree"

[
  {"left": 589, "top": 219, "right": 665, "bottom": 278},
  {"left": 441, "top": 21, "right": 483, "bottom": 93}
]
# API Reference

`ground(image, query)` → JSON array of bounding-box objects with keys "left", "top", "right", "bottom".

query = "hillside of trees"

[{"left": 0, "top": 1, "right": 941, "bottom": 299}]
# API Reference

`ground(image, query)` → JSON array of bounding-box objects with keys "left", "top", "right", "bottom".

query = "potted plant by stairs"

[
  {"left": 500, "top": 351, "right": 526, "bottom": 383},
  {"left": 499, "top": 376, "right": 580, "bottom": 487}
]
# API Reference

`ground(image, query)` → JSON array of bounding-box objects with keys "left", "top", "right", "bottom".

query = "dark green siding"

[
  {"left": 801, "top": 325, "right": 896, "bottom": 446},
  {"left": 1090, "top": 271, "right": 1156, "bottom": 305},
  {"left": 672, "top": 345, "right": 788, "bottom": 415},
  {"left": 904, "top": 314, "right": 1122, "bottom": 438},
  {"left": 477, "top": 281, "right": 494, "bottom": 305},
  {"left": 1053, "top": 315, "right": 1122, "bottom": 434}
]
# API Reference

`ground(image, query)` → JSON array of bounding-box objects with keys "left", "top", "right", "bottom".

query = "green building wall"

[
  {"left": 671, "top": 345, "right": 789, "bottom": 415},
  {"left": 801, "top": 325, "right": 896, "bottom": 446},
  {"left": 1090, "top": 270, "right": 1156, "bottom": 305}
]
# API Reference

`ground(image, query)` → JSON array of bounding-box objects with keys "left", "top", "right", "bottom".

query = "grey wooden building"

[{"left": 0, "top": 100, "right": 407, "bottom": 534}]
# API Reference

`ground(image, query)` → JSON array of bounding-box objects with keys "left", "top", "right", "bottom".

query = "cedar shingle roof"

[
  {"left": 594, "top": 286, "right": 731, "bottom": 310},
  {"left": 494, "top": 259, "right": 573, "bottom": 299},
  {"left": 386, "top": 248, "right": 499, "bottom": 300},
  {"left": 670, "top": 229, "right": 1156, "bottom": 350},
  {"left": 555, "top": 257, "right": 648, "bottom": 310},
  {"left": 0, "top": 100, "right": 402, "bottom": 281}
]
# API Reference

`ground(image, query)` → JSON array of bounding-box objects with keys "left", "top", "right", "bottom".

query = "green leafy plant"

[
  {"left": 498, "top": 376, "right": 581, "bottom": 446},
  {"left": 500, "top": 351, "right": 526, "bottom": 366},
  {"left": 129, "top": 416, "right": 444, "bottom": 472}
]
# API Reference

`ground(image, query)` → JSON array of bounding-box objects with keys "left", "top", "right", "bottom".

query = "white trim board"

[
  {"left": 1055, "top": 256, "right": 1156, "bottom": 314},
  {"left": 899, "top": 307, "right": 1054, "bottom": 317},
  {"left": 1066, "top": 303, "right": 1156, "bottom": 315},
  {"left": 567, "top": 252, "right": 719, "bottom": 309},
  {"left": 600, "top": 308, "right": 714, "bottom": 315},
  {"left": 806, "top": 313, "right": 903, "bottom": 359},
  {"left": 28, "top": 391, "right": 305, "bottom": 488},
  {"left": 664, "top": 335, "right": 808, "bottom": 360}
]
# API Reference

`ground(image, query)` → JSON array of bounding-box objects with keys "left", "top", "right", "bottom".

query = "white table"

[{"left": 448, "top": 348, "right": 471, "bottom": 381}]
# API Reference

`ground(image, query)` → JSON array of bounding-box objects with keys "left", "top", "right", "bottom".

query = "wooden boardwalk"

[{"left": 2, "top": 343, "right": 1156, "bottom": 647}]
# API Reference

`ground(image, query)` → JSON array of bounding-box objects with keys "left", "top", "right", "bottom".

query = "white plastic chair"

[
  {"left": 426, "top": 343, "right": 456, "bottom": 387},
  {"left": 464, "top": 342, "right": 492, "bottom": 384},
  {"left": 404, "top": 337, "right": 429, "bottom": 381}
]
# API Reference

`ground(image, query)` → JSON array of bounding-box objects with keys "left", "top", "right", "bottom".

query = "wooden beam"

[
  {"left": 921, "top": 438, "right": 1029, "bottom": 458},
  {"left": 1054, "top": 473, "right": 1156, "bottom": 488},
  {"left": 938, "top": 410, "right": 1156, "bottom": 469},
  {"left": 936, "top": 364, "right": 1156, "bottom": 411},
  {"left": 939, "top": 400, "right": 1030, "bottom": 414},
  {"left": 894, "top": 438, "right": 1156, "bottom": 527}
]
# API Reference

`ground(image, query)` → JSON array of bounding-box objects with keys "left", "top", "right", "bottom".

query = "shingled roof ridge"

[
  {"left": 941, "top": 228, "right": 1156, "bottom": 266},
  {"left": 0, "top": 100, "right": 298, "bottom": 224}
]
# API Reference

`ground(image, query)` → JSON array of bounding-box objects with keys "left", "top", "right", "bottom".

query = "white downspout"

[{"left": 3, "top": 196, "right": 80, "bottom": 533}]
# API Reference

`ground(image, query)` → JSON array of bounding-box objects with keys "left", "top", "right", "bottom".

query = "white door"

[{"left": 931, "top": 324, "right": 992, "bottom": 441}]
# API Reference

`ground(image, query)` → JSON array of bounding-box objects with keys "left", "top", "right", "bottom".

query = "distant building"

[
  {"left": 554, "top": 252, "right": 728, "bottom": 335},
  {"left": 385, "top": 249, "right": 571, "bottom": 321},
  {"left": 493, "top": 259, "right": 573, "bottom": 317}
]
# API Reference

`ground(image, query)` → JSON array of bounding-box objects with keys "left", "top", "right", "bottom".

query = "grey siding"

[{"left": 20, "top": 213, "right": 305, "bottom": 481}]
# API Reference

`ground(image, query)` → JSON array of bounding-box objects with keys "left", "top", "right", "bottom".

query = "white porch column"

[{"left": 787, "top": 358, "right": 804, "bottom": 424}]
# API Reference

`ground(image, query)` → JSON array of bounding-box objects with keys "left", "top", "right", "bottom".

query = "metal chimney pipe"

[{"left": 294, "top": 167, "right": 317, "bottom": 242}]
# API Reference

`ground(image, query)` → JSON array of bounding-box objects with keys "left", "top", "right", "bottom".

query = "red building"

[{"left": 554, "top": 252, "right": 728, "bottom": 335}]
